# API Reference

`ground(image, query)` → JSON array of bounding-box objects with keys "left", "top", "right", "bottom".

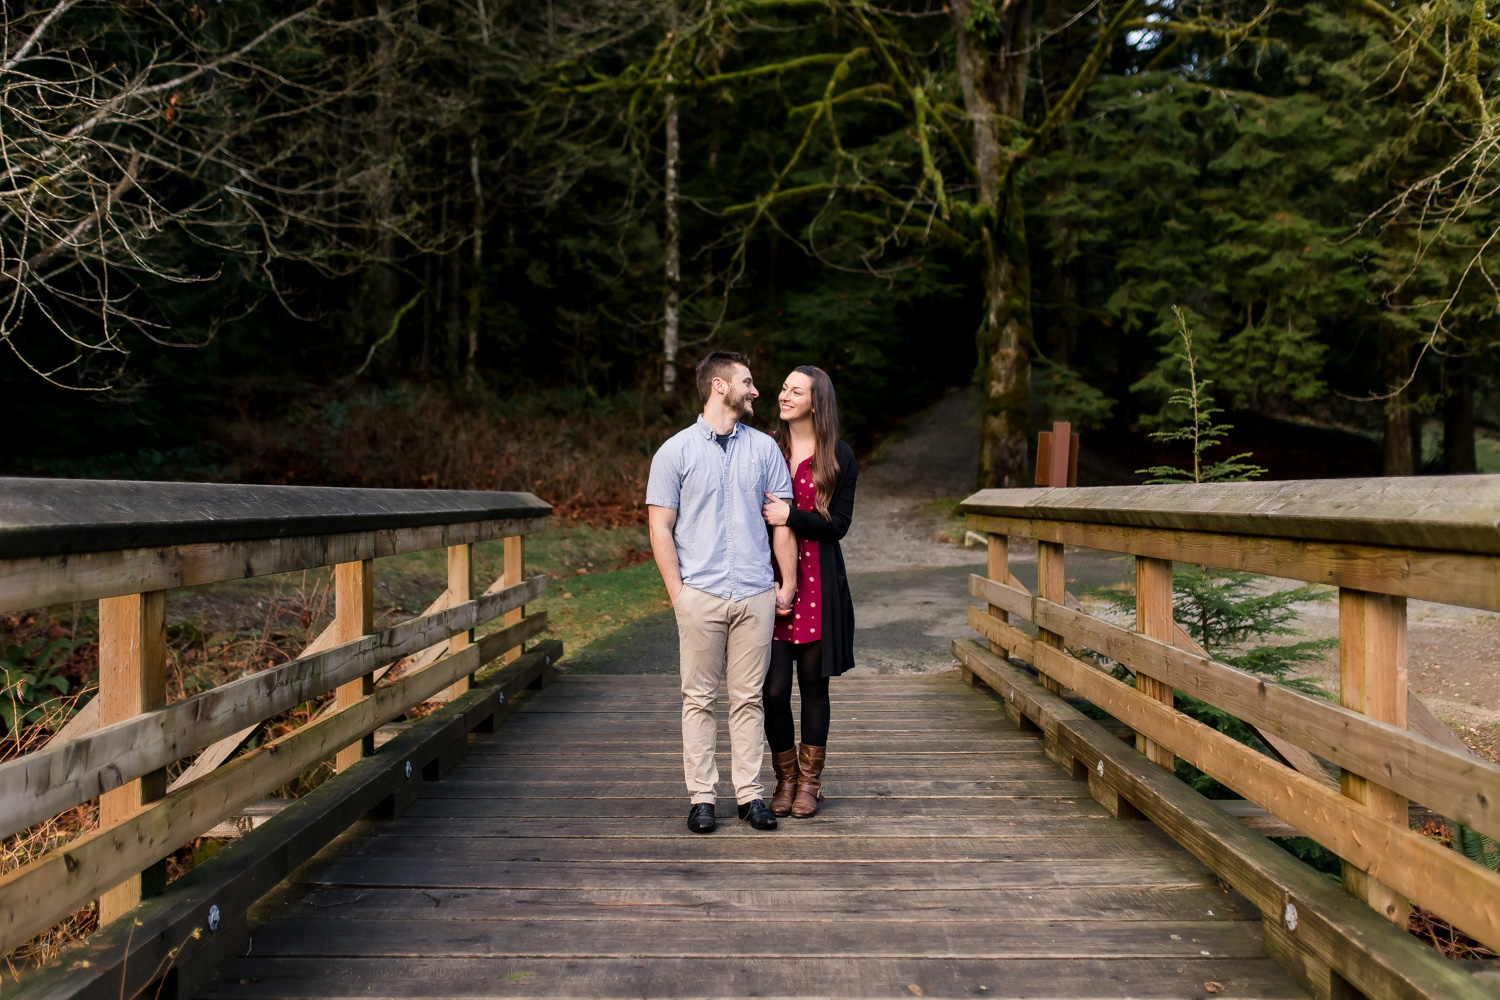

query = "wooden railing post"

[
  {"left": 986, "top": 533, "right": 1010, "bottom": 659},
  {"left": 334, "top": 560, "right": 375, "bottom": 772},
  {"left": 442, "top": 543, "right": 474, "bottom": 700},
  {"left": 97, "top": 591, "right": 167, "bottom": 925},
  {"left": 1036, "top": 541, "right": 1066, "bottom": 696},
  {"left": 1134, "top": 557, "right": 1176, "bottom": 771},
  {"left": 1338, "top": 588, "right": 1410, "bottom": 925},
  {"left": 503, "top": 536, "right": 524, "bottom": 664}
]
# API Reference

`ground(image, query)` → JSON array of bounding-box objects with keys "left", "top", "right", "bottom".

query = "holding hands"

[
  {"left": 767, "top": 492, "right": 794, "bottom": 614},
  {"left": 775, "top": 578, "right": 796, "bottom": 616}
]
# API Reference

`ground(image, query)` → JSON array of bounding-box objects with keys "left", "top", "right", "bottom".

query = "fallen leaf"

[
  {"left": 1205, "top": 982, "right": 1225, "bottom": 994},
  {"left": 908, "top": 987, "right": 924, "bottom": 997}
]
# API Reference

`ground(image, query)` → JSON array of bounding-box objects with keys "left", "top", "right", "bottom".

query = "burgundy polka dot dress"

[{"left": 773, "top": 456, "right": 822, "bottom": 645}]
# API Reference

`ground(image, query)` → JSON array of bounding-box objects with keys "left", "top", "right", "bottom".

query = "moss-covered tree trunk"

[
  {"left": 952, "top": 0, "right": 1036, "bottom": 488},
  {"left": 977, "top": 175, "right": 1035, "bottom": 487}
]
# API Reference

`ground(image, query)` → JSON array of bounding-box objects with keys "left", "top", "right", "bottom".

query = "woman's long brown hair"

[{"left": 777, "top": 366, "right": 841, "bottom": 519}]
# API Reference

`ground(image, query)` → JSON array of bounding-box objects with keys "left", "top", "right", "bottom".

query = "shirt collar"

[{"left": 695, "top": 414, "right": 742, "bottom": 440}]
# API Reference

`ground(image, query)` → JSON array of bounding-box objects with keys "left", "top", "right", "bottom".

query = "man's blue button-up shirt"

[{"left": 645, "top": 415, "right": 794, "bottom": 602}]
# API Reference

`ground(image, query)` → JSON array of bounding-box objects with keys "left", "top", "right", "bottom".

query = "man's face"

[{"left": 718, "top": 364, "right": 758, "bottom": 418}]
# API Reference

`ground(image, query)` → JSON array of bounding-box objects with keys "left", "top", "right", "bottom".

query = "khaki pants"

[{"left": 673, "top": 585, "right": 777, "bottom": 805}]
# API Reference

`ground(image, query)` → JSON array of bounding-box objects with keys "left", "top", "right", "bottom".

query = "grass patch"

[
  {"left": 920, "top": 497, "right": 970, "bottom": 545},
  {"left": 530, "top": 561, "right": 671, "bottom": 658}
]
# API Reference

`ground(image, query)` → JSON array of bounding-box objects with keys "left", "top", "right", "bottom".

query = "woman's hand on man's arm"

[{"left": 762, "top": 492, "right": 791, "bottom": 526}]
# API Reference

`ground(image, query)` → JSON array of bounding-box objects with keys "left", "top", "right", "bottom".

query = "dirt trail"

[
  {"left": 1292, "top": 597, "right": 1500, "bottom": 760},
  {"left": 839, "top": 388, "right": 1003, "bottom": 675},
  {"left": 841, "top": 387, "right": 987, "bottom": 573}
]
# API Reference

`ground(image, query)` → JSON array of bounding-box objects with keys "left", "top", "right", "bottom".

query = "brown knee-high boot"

[
  {"left": 769, "top": 748, "right": 800, "bottom": 816},
  {"left": 791, "top": 744, "right": 825, "bottom": 818}
]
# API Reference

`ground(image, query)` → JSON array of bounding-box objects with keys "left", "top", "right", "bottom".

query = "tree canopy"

[{"left": 1, "top": 0, "right": 1496, "bottom": 486}]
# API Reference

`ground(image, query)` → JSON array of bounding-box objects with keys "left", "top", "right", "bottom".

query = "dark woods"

[{"left": 1, "top": 0, "right": 1496, "bottom": 507}]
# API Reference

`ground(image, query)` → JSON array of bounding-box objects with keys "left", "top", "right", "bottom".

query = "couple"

[{"left": 646, "top": 351, "right": 859, "bottom": 834}]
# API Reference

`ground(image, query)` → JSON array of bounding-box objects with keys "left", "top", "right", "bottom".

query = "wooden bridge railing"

[
  {"left": 955, "top": 475, "right": 1500, "bottom": 1000},
  {"left": 0, "top": 479, "right": 558, "bottom": 995}
]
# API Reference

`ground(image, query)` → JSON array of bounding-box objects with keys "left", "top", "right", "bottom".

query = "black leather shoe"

[
  {"left": 737, "top": 799, "right": 778, "bottom": 830},
  {"left": 687, "top": 803, "right": 716, "bottom": 834}
]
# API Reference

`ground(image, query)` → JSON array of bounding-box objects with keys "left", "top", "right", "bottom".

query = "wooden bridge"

[{"left": 1, "top": 476, "right": 1498, "bottom": 1000}]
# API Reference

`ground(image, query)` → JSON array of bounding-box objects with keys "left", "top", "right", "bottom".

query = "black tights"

[{"left": 763, "top": 639, "right": 830, "bottom": 753}]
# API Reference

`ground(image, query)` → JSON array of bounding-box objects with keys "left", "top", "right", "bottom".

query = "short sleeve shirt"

[{"left": 645, "top": 415, "right": 795, "bottom": 601}]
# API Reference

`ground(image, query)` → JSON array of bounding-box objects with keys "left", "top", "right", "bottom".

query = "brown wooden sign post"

[{"left": 1035, "top": 420, "right": 1079, "bottom": 487}]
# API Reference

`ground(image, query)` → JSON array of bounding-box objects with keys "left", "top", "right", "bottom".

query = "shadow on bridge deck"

[{"left": 199, "top": 675, "right": 1307, "bottom": 1000}]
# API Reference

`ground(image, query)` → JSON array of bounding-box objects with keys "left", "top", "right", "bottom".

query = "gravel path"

[
  {"left": 841, "top": 387, "right": 988, "bottom": 574},
  {"left": 838, "top": 387, "right": 1017, "bottom": 674}
]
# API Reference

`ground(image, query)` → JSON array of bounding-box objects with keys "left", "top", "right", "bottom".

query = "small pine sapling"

[
  {"left": 1138, "top": 308, "right": 1267, "bottom": 485},
  {"left": 1098, "top": 309, "right": 1335, "bottom": 802}
]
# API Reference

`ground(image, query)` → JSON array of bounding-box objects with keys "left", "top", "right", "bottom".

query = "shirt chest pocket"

[
  {"left": 679, "top": 462, "right": 716, "bottom": 505},
  {"left": 732, "top": 458, "right": 767, "bottom": 499}
]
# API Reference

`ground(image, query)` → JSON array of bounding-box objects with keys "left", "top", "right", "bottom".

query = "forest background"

[
  {"left": 6, "top": 0, "right": 1500, "bottom": 968},
  {"left": 2, "top": 0, "right": 1500, "bottom": 511}
]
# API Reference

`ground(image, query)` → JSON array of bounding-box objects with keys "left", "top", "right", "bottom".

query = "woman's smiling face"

[{"left": 778, "top": 371, "right": 815, "bottom": 422}]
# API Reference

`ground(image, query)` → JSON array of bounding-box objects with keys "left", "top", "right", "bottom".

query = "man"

[{"left": 646, "top": 351, "right": 798, "bottom": 834}]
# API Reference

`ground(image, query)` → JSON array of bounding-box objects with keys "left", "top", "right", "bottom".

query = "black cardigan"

[{"left": 783, "top": 439, "right": 859, "bottom": 677}]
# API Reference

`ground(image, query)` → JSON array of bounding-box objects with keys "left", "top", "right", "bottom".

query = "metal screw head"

[
  {"left": 1283, "top": 902, "right": 1298, "bottom": 931},
  {"left": 1096, "top": 760, "right": 1105, "bottom": 776},
  {"left": 405, "top": 761, "right": 413, "bottom": 779},
  {"left": 498, "top": 692, "right": 506, "bottom": 704},
  {"left": 207, "top": 904, "right": 220, "bottom": 932},
  {"left": 545, "top": 655, "right": 551, "bottom": 666}
]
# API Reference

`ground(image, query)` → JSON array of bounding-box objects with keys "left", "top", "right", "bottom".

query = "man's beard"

[{"left": 725, "top": 387, "right": 754, "bottom": 418}]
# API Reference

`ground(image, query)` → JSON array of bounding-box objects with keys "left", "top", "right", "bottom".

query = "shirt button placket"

[{"left": 722, "top": 436, "right": 733, "bottom": 601}]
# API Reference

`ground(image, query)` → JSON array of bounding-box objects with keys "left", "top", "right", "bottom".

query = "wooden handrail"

[
  {"left": 961, "top": 476, "right": 1500, "bottom": 553},
  {"left": 951, "top": 638, "right": 1487, "bottom": 1000},
  {"left": 967, "top": 576, "right": 1500, "bottom": 840},
  {"left": 0, "top": 480, "right": 554, "bottom": 960},
  {"left": 0, "top": 575, "right": 546, "bottom": 840},
  {"left": 961, "top": 475, "right": 1500, "bottom": 996},
  {"left": 0, "top": 614, "right": 546, "bottom": 955},
  {"left": 0, "top": 479, "right": 552, "bottom": 559},
  {"left": 0, "top": 480, "right": 550, "bottom": 613}
]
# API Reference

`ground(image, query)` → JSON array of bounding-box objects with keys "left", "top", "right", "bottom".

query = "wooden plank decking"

[{"left": 199, "top": 675, "right": 1309, "bottom": 1000}]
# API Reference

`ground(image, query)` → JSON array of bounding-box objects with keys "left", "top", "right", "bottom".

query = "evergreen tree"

[{"left": 1095, "top": 312, "right": 1335, "bottom": 797}]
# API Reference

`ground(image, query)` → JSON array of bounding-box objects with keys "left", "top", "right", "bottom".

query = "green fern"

[{"left": 1450, "top": 822, "right": 1500, "bottom": 871}]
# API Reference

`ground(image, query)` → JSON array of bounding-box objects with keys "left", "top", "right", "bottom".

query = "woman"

[{"left": 760, "top": 365, "right": 858, "bottom": 818}]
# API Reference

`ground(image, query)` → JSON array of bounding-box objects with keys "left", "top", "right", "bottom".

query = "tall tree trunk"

[
  {"left": 375, "top": 0, "right": 398, "bottom": 359},
  {"left": 420, "top": 252, "right": 433, "bottom": 378},
  {"left": 977, "top": 176, "right": 1035, "bottom": 488},
  {"left": 1382, "top": 401, "right": 1414, "bottom": 476},
  {"left": 1443, "top": 351, "right": 1477, "bottom": 473},
  {"left": 1046, "top": 219, "right": 1078, "bottom": 371},
  {"left": 953, "top": 0, "right": 1035, "bottom": 489},
  {"left": 1381, "top": 332, "right": 1415, "bottom": 476},
  {"left": 446, "top": 251, "right": 462, "bottom": 380},
  {"left": 466, "top": 139, "right": 483, "bottom": 392},
  {"left": 661, "top": 83, "right": 681, "bottom": 394}
]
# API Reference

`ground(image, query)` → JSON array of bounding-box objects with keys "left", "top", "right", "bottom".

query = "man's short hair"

[{"left": 695, "top": 351, "right": 751, "bottom": 402}]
